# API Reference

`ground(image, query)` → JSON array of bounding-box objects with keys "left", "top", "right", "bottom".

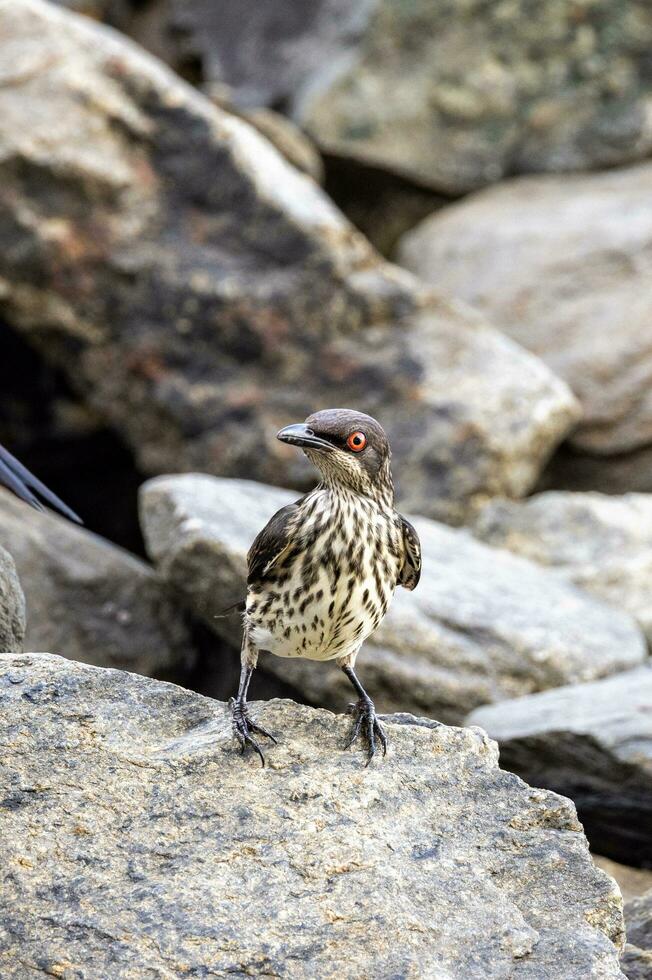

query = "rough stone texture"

[
  {"left": 100, "top": 0, "right": 652, "bottom": 195},
  {"left": 0, "top": 546, "right": 25, "bottom": 653},
  {"left": 139, "top": 474, "right": 646, "bottom": 723},
  {"left": 0, "top": 489, "right": 192, "bottom": 676},
  {"left": 622, "top": 890, "right": 652, "bottom": 980},
  {"left": 593, "top": 857, "right": 652, "bottom": 906},
  {"left": 399, "top": 164, "right": 652, "bottom": 457},
  {"left": 0, "top": 0, "right": 579, "bottom": 526},
  {"left": 0, "top": 652, "right": 626, "bottom": 978},
  {"left": 473, "top": 492, "right": 652, "bottom": 645},
  {"left": 469, "top": 667, "right": 652, "bottom": 867},
  {"left": 301, "top": 1, "right": 652, "bottom": 193}
]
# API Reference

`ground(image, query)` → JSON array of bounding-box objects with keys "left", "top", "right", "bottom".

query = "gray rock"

[
  {"left": 473, "top": 492, "right": 652, "bottom": 645},
  {"left": 206, "top": 89, "right": 324, "bottom": 182},
  {"left": 105, "top": 0, "right": 652, "bottom": 196},
  {"left": 0, "top": 489, "right": 192, "bottom": 676},
  {"left": 468, "top": 667, "right": 652, "bottom": 867},
  {"left": 139, "top": 474, "right": 646, "bottom": 723},
  {"left": 622, "top": 890, "right": 652, "bottom": 980},
  {"left": 0, "top": 652, "right": 626, "bottom": 978},
  {"left": 593, "top": 858, "right": 652, "bottom": 906},
  {"left": 399, "top": 164, "right": 652, "bottom": 457},
  {"left": 302, "top": 2, "right": 652, "bottom": 194},
  {"left": 0, "top": 0, "right": 579, "bottom": 526},
  {"left": 0, "top": 546, "right": 25, "bottom": 653}
]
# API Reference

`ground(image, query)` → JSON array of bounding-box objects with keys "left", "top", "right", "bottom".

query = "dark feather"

[
  {"left": 398, "top": 514, "right": 421, "bottom": 590},
  {"left": 247, "top": 501, "right": 300, "bottom": 586},
  {"left": 0, "top": 443, "right": 82, "bottom": 524}
]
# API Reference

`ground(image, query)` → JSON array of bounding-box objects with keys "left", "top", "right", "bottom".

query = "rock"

[
  {"left": 108, "top": 0, "right": 652, "bottom": 195},
  {"left": 622, "top": 890, "right": 652, "bottom": 980},
  {"left": 468, "top": 666, "right": 652, "bottom": 867},
  {"left": 0, "top": 546, "right": 25, "bottom": 653},
  {"left": 473, "top": 492, "right": 652, "bottom": 645},
  {"left": 0, "top": 651, "right": 626, "bottom": 978},
  {"left": 399, "top": 164, "right": 652, "bottom": 457},
  {"left": 593, "top": 857, "right": 652, "bottom": 906},
  {"left": 0, "top": 0, "right": 579, "bottom": 526},
  {"left": 207, "top": 87, "right": 324, "bottom": 182},
  {"left": 0, "top": 489, "right": 193, "bottom": 676},
  {"left": 139, "top": 474, "right": 646, "bottom": 723}
]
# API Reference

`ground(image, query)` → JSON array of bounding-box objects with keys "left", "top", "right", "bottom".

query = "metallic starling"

[
  {"left": 0, "top": 442, "right": 82, "bottom": 523},
  {"left": 231, "top": 408, "right": 421, "bottom": 765}
]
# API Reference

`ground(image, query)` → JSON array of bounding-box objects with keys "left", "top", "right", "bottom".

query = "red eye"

[{"left": 346, "top": 431, "right": 367, "bottom": 452}]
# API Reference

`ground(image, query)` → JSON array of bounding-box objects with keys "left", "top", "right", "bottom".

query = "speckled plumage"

[
  {"left": 246, "top": 485, "right": 404, "bottom": 664},
  {"left": 231, "top": 408, "right": 421, "bottom": 764}
]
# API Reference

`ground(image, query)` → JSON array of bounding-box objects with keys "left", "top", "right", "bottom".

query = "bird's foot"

[
  {"left": 344, "top": 696, "right": 387, "bottom": 765},
  {"left": 229, "top": 698, "right": 277, "bottom": 767}
]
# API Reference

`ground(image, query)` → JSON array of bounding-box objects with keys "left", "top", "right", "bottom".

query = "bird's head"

[{"left": 277, "top": 408, "right": 393, "bottom": 504}]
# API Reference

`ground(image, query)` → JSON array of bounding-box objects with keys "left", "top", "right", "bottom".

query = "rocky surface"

[
  {"left": 139, "top": 474, "right": 646, "bottom": 723},
  {"left": 0, "top": 652, "right": 626, "bottom": 978},
  {"left": 399, "top": 164, "right": 652, "bottom": 458},
  {"left": 622, "top": 890, "right": 652, "bottom": 980},
  {"left": 593, "top": 858, "right": 652, "bottom": 906},
  {"left": 94, "top": 0, "right": 652, "bottom": 195},
  {"left": 0, "top": 489, "right": 192, "bottom": 676},
  {"left": 0, "top": 546, "right": 25, "bottom": 653},
  {"left": 300, "top": 1, "right": 652, "bottom": 193},
  {"left": 473, "top": 492, "right": 652, "bottom": 644},
  {"left": 0, "top": 0, "right": 579, "bottom": 526},
  {"left": 469, "top": 666, "right": 652, "bottom": 866}
]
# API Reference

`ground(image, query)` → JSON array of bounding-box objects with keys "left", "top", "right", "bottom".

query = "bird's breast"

[{"left": 246, "top": 497, "right": 402, "bottom": 662}]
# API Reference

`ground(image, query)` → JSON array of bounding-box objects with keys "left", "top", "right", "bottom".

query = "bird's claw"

[
  {"left": 345, "top": 697, "right": 387, "bottom": 765},
  {"left": 229, "top": 697, "right": 277, "bottom": 767}
]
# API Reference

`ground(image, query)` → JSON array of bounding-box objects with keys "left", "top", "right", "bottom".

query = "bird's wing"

[
  {"left": 246, "top": 501, "right": 300, "bottom": 586},
  {"left": 0, "top": 443, "right": 82, "bottom": 524},
  {"left": 398, "top": 514, "right": 421, "bottom": 590}
]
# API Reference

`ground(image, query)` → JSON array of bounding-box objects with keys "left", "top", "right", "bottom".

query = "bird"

[
  {"left": 0, "top": 442, "right": 82, "bottom": 523},
  {"left": 230, "top": 408, "right": 421, "bottom": 765}
]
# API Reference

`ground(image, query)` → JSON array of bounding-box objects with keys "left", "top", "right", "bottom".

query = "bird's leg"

[
  {"left": 229, "top": 643, "right": 276, "bottom": 766},
  {"left": 340, "top": 663, "right": 387, "bottom": 765}
]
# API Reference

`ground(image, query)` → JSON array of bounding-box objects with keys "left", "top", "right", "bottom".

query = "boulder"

[
  {"left": 100, "top": 0, "right": 652, "bottom": 195},
  {"left": 399, "top": 164, "right": 652, "bottom": 457},
  {"left": 0, "top": 0, "right": 579, "bottom": 526},
  {"left": 0, "top": 652, "right": 626, "bottom": 978},
  {"left": 593, "top": 858, "right": 652, "bottom": 906},
  {"left": 473, "top": 492, "right": 652, "bottom": 644},
  {"left": 622, "top": 890, "right": 652, "bottom": 980},
  {"left": 468, "top": 667, "right": 652, "bottom": 867},
  {"left": 0, "top": 489, "right": 192, "bottom": 676},
  {"left": 139, "top": 474, "right": 646, "bottom": 723},
  {"left": 0, "top": 546, "right": 25, "bottom": 653}
]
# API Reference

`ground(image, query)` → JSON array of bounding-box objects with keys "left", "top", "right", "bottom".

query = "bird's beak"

[{"left": 277, "top": 423, "right": 334, "bottom": 452}]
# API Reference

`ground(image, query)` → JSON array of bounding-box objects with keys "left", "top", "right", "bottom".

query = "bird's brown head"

[{"left": 277, "top": 408, "right": 393, "bottom": 504}]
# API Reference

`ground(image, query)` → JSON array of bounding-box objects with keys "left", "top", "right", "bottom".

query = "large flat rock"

[
  {"left": 0, "top": 0, "right": 578, "bottom": 526},
  {"left": 0, "top": 545, "right": 25, "bottom": 653},
  {"left": 469, "top": 667, "right": 652, "bottom": 867},
  {"left": 0, "top": 653, "right": 626, "bottom": 978},
  {"left": 139, "top": 474, "right": 646, "bottom": 723},
  {"left": 0, "top": 489, "right": 192, "bottom": 676},
  {"left": 399, "top": 164, "right": 652, "bottom": 457},
  {"left": 473, "top": 492, "right": 652, "bottom": 644}
]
